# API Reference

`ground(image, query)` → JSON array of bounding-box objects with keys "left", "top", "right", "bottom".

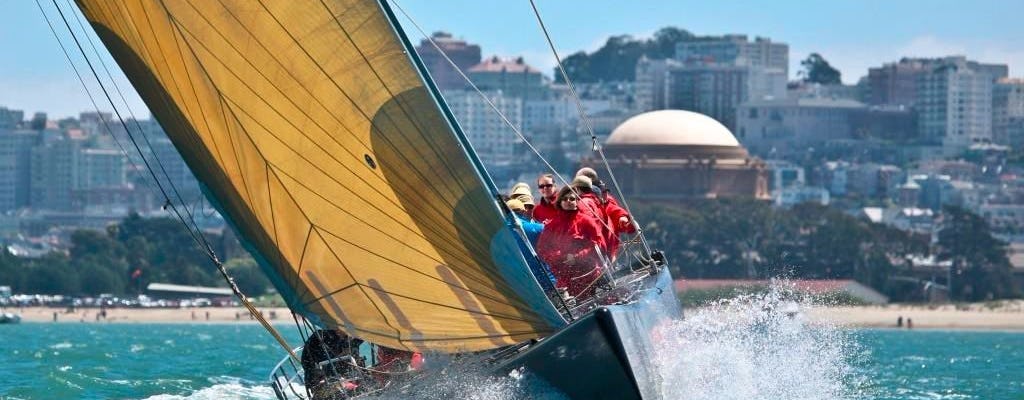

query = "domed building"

[{"left": 595, "top": 110, "right": 769, "bottom": 200}]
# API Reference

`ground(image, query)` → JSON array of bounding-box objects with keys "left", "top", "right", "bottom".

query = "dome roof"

[{"left": 607, "top": 110, "right": 739, "bottom": 147}]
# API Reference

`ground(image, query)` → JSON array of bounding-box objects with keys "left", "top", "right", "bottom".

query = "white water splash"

[
  {"left": 652, "top": 283, "right": 861, "bottom": 399},
  {"left": 142, "top": 382, "right": 276, "bottom": 400}
]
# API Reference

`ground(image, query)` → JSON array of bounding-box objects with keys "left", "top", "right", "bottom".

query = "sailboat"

[{"left": 72, "top": 0, "right": 680, "bottom": 398}]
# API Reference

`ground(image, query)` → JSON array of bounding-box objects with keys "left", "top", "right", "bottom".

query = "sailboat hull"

[{"left": 494, "top": 268, "right": 680, "bottom": 399}]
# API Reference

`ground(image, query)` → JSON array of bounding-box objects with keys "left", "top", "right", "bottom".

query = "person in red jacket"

[
  {"left": 532, "top": 174, "right": 560, "bottom": 224},
  {"left": 536, "top": 186, "right": 608, "bottom": 299},
  {"left": 576, "top": 167, "right": 636, "bottom": 259}
]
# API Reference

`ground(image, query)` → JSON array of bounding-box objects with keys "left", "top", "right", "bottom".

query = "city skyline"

[{"left": 2, "top": 0, "right": 1024, "bottom": 118}]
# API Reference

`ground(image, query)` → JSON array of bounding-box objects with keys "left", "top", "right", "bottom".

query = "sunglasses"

[{"left": 538, "top": 184, "right": 554, "bottom": 189}]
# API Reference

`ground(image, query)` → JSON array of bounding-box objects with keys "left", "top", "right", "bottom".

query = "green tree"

[
  {"left": 651, "top": 27, "right": 694, "bottom": 58},
  {"left": 77, "top": 258, "right": 127, "bottom": 295},
  {"left": 799, "top": 53, "right": 842, "bottom": 85},
  {"left": 937, "top": 206, "right": 1020, "bottom": 301},
  {"left": 24, "top": 254, "right": 77, "bottom": 294},
  {"left": 225, "top": 257, "right": 272, "bottom": 296},
  {"left": 556, "top": 26, "right": 692, "bottom": 83}
]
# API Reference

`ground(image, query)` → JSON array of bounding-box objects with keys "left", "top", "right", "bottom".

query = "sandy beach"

[
  {"left": 5, "top": 302, "right": 1024, "bottom": 330},
  {"left": 807, "top": 302, "right": 1024, "bottom": 330}
]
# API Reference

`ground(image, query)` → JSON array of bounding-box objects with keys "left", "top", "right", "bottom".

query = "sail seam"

[
  {"left": 162, "top": 13, "right": 491, "bottom": 272},
  {"left": 159, "top": 9, "right": 498, "bottom": 263},
  {"left": 292, "top": 224, "right": 315, "bottom": 300},
  {"left": 311, "top": 227, "right": 404, "bottom": 339},
  {"left": 312, "top": 226, "right": 541, "bottom": 316},
  {"left": 252, "top": 0, "right": 497, "bottom": 244},
  {"left": 221, "top": 97, "right": 490, "bottom": 276},
  {"left": 316, "top": 0, "right": 496, "bottom": 224}
]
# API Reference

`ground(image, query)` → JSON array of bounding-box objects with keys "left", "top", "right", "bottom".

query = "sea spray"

[{"left": 652, "top": 281, "right": 863, "bottom": 399}]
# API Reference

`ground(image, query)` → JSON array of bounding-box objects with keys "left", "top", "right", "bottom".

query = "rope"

[
  {"left": 41, "top": 0, "right": 298, "bottom": 363},
  {"left": 527, "top": 0, "right": 653, "bottom": 255},
  {"left": 388, "top": 0, "right": 616, "bottom": 236},
  {"left": 63, "top": 0, "right": 207, "bottom": 244}
]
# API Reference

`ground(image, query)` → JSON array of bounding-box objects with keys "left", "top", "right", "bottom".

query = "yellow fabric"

[{"left": 76, "top": 0, "right": 557, "bottom": 352}]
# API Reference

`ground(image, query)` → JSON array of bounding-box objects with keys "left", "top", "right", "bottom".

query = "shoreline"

[
  {"left": 806, "top": 304, "right": 1024, "bottom": 331},
  {"left": 4, "top": 306, "right": 294, "bottom": 324},
  {"left": 5, "top": 304, "right": 1024, "bottom": 331}
]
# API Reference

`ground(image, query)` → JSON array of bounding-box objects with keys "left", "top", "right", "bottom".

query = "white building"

[
  {"left": 79, "top": 148, "right": 126, "bottom": 188},
  {"left": 735, "top": 97, "right": 865, "bottom": 154},
  {"left": 675, "top": 34, "right": 789, "bottom": 76},
  {"left": 443, "top": 90, "right": 523, "bottom": 166},
  {"left": 917, "top": 58, "right": 994, "bottom": 154},
  {"left": 635, "top": 57, "right": 680, "bottom": 112},
  {"left": 993, "top": 78, "right": 1024, "bottom": 146},
  {"left": 666, "top": 64, "right": 786, "bottom": 130},
  {"left": 0, "top": 129, "right": 39, "bottom": 211},
  {"left": 774, "top": 186, "right": 829, "bottom": 207}
]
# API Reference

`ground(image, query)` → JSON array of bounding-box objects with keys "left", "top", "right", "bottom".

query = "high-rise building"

[
  {"left": 466, "top": 56, "right": 549, "bottom": 101},
  {"left": 0, "top": 107, "right": 24, "bottom": 130},
  {"left": 993, "top": 78, "right": 1024, "bottom": 146},
  {"left": 867, "top": 58, "right": 932, "bottom": 107},
  {"left": 917, "top": 58, "right": 996, "bottom": 153},
  {"left": 675, "top": 34, "right": 789, "bottom": 76},
  {"left": 868, "top": 57, "right": 1007, "bottom": 108},
  {"left": 735, "top": 97, "right": 865, "bottom": 155},
  {"left": 415, "top": 32, "right": 481, "bottom": 91},
  {"left": 443, "top": 90, "right": 522, "bottom": 166},
  {"left": 635, "top": 57, "right": 680, "bottom": 112},
  {"left": 0, "top": 129, "right": 40, "bottom": 211},
  {"left": 30, "top": 134, "right": 81, "bottom": 211},
  {"left": 666, "top": 64, "right": 786, "bottom": 130},
  {"left": 79, "top": 149, "right": 126, "bottom": 188}
]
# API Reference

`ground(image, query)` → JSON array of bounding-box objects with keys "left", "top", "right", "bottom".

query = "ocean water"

[{"left": 1, "top": 311, "right": 1022, "bottom": 399}]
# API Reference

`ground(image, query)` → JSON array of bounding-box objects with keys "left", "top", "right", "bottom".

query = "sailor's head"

[
  {"left": 505, "top": 198, "right": 529, "bottom": 217},
  {"left": 509, "top": 183, "right": 535, "bottom": 218},
  {"left": 576, "top": 167, "right": 598, "bottom": 182},
  {"left": 536, "top": 174, "right": 556, "bottom": 201},
  {"left": 571, "top": 175, "right": 593, "bottom": 194},
  {"left": 556, "top": 186, "right": 579, "bottom": 211}
]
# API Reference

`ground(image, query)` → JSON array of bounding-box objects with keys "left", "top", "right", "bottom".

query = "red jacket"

[
  {"left": 533, "top": 197, "right": 559, "bottom": 224},
  {"left": 536, "top": 209, "right": 607, "bottom": 297},
  {"left": 600, "top": 193, "right": 634, "bottom": 257}
]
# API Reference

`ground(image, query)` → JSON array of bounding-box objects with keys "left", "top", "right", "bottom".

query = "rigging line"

[
  {"left": 64, "top": 0, "right": 207, "bottom": 244},
  {"left": 73, "top": 1, "right": 298, "bottom": 364},
  {"left": 527, "top": 0, "right": 652, "bottom": 255},
  {"left": 388, "top": 0, "right": 616, "bottom": 234},
  {"left": 50, "top": 0, "right": 216, "bottom": 261},
  {"left": 33, "top": 0, "right": 159, "bottom": 210}
]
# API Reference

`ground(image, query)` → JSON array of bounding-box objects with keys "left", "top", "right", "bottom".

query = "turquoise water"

[{"left": 1, "top": 322, "right": 1022, "bottom": 399}]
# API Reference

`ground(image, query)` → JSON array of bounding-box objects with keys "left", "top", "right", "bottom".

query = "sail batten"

[{"left": 77, "top": 0, "right": 564, "bottom": 352}]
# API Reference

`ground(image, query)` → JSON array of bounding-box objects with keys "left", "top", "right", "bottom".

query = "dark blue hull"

[{"left": 494, "top": 268, "right": 680, "bottom": 399}]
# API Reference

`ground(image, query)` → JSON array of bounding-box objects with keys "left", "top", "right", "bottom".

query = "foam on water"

[
  {"left": 142, "top": 382, "right": 276, "bottom": 400},
  {"left": 652, "top": 282, "right": 862, "bottom": 399}
]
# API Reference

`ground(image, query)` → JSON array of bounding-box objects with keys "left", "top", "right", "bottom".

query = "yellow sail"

[{"left": 76, "top": 0, "right": 564, "bottom": 352}]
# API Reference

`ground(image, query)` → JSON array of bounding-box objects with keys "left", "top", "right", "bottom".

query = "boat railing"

[{"left": 269, "top": 346, "right": 307, "bottom": 400}]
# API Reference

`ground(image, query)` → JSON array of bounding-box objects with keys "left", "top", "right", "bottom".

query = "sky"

[{"left": 2, "top": 0, "right": 1024, "bottom": 119}]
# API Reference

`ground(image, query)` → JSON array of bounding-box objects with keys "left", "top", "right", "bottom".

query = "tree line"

[
  {"left": 3, "top": 204, "right": 1017, "bottom": 303},
  {"left": 558, "top": 26, "right": 842, "bottom": 85},
  {"left": 632, "top": 200, "right": 1021, "bottom": 302},
  {"left": 0, "top": 214, "right": 270, "bottom": 297}
]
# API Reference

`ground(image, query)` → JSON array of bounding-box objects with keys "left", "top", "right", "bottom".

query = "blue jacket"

[{"left": 513, "top": 214, "right": 556, "bottom": 290}]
